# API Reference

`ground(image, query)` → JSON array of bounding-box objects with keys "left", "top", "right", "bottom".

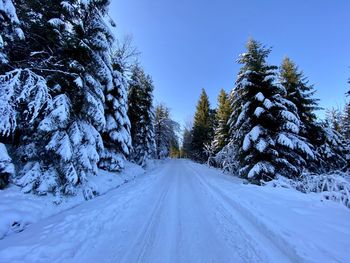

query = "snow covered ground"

[
  {"left": 0, "top": 162, "right": 144, "bottom": 240},
  {"left": 0, "top": 159, "right": 349, "bottom": 263}
]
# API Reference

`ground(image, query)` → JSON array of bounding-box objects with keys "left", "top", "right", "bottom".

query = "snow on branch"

[{"left": 0, "top": 69, "right": 50, "bottom": 136}]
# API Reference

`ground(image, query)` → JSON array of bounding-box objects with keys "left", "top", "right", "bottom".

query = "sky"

[{"left": 110, "top": 0, "right": 350, "bottom": 126}]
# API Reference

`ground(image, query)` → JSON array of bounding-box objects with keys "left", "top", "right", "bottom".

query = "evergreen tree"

[
  {"left": 325, "top": 107, "right": 343, "bottom": 133},
  {"left": 128, "top": 65, "right": 156, "bottom": 166},
  {"left": 0, "top": 1, "right": 50, "bottom": 189},
  {"left": 279, "top": 57, "right": 320, "bottom": 136},
  {"left": 99, "top": 49, "right": 132, "bottom": 171},
  {"left": 315, "top": 125, "right": 348, "bottom": 171},
  {"left": 0, "top": 0, "right": 122, "bottom": 198},
  {"left": 191, "top": 89, "right": 212, "bottom": 162},
  {"left": 170, "top": 142, "right": 180, "bottom": 158},
  {"left": 213, "top": 89, "right": 232, "bottom": 152},
  {"left": 0, "top": 0, "right": 24, "bottom": 64},
  {"left": 278, "top": 57, "right": 330, "bottom": 171},
  {"left": 181, "top": 128, "right": 192, "bottom": 158},
  {"left": 279, "top": 57, "right": 347, "bottom": 172},
  {"left": 342, "top": 102, "right": 350, "bottom": 140},
  {"left": 154, "top": 104, "right": 179, "bottom": 159},
  {"left": 229, "top": 39, "right": 313, "bottom": 182}
]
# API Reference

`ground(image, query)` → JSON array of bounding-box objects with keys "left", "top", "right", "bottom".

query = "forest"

[
  {"left": 0, "top": 0, "right": 349, "bottom": 206},
  {"left": 1, "top": 1, "right": 350, "bottom": 262}
]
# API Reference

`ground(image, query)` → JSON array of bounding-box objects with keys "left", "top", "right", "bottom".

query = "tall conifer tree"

[
  {"left": 279, "top": 57, "right": 320, "bottom": 136},
  {"left": 230, "top": 39, "right": 313, "bottom": 182},
  {"left": 279, "top": 57, "right": 347, "bottom": 171},
  {"left": 0, "top": 0, "right": 130, "bottom": 198},
  {"left": 191, "top": 89, "right": 212, "bottom": 162},
  {"left": 128, "top": 65, "right": 156, "bottom": 166},
  {"left": 181, "top": 128, "right": 192, "bottom": 158},
  {"left": 99, "top": 50, "right": 132, "bottom": 171},
  {"left": 154, "top": 104, "right": 179, "bottom": 159},
  {"left": 342, "top": 102, "right": 350, "bottom": 140},
  {"left": 213, "top": 89, "right": 232, "bottom": 152}
]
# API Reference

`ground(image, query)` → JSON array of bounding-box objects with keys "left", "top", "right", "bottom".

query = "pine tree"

[
  {"left": 315, "top": 125, "right": 348, "bottom": 171},
  {"left": 181, "top": 128, "right": 192, "bottom": 158},
  {"left": 279, "top": 57, "right": 348, "bottom": 172},
  {"left": 325, "top": 107, "right": 343, "bottom": 133},
  {"left": 39, "top": 0, "right": 117, "bottom": 198},
  {"left": 230, "top": 39, "right": 313, "bottom": 182},
  {"left": 0, "top": 0, "right": 24, "bottom": 64},
  {"left": 99, "top": 49, "right": 132, "bottom": 171},
  {"left": 128, "top": 65, "right": 156, "bottom": 166},
  {"left": 191, "top": 89, "right": 212, "bottom": 162},
  {"left": 154, "top": 104, "right": 179, "bottom": 159},
  {"left": 342, "top": 102, "right": 350, "bottom": 140},
  {"left": 0, "top": 2, "right": 51, "bottom": 190},
  {"left": 278, "top": 57, "right": 330, "bottom": 171},
  {"left": 2, "top": 0, "right": 120, "bottom": 198},
  {"left": 213, "top": 89, "right": 232, "bottom": 152},
  {"left": 279, "top": 57, "right": 320, "bottom": 136}
]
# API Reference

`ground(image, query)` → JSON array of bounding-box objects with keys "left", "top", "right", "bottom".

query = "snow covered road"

[{"left": 0, "top": 159, "right": 349, "bottom": 263}]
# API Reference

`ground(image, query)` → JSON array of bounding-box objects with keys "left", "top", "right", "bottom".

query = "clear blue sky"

[{"left": 110, "top": 0, "right": 350, "bottom": 125}]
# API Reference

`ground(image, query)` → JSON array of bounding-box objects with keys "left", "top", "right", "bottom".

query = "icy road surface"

[{"left": 0, "top": 159, "right": 349, "bottom": 263}]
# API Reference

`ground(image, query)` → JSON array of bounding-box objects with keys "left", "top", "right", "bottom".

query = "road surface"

[{"left": 0, "top": 160, "right": 310, "bottom": 263}]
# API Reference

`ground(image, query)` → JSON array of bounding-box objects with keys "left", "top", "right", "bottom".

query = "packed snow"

[{"left": 0, "top": 159, "right": 349, "bottom": 263}]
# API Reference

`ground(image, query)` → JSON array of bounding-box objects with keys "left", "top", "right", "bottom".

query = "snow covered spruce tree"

[
  {"left": 0, "top": 0, "right": 25, "bottom": 139},
  {"left": 181, "top": 128, "right": 192, "bottom": 158},
  {"left": 325, "top": 108, "right": 343, "bottom": 133},
  {"left": 154, "top": 104, "right": 179, "bottom": 159},
  {"left": 0, "top": 0, "right": 51, "bottom": 189},
  {"left": 279, "top": 57, "right": 320, "bottom": 138},
  {"left": 0, "top": 0, "right": 24, "bottom": 64},
  {"left": 37, "top": 0, "right": 122, "bottom": 198},
  {"left": 317, "top": 125, "right": 348, "bottom": 171},
  {"left": 127, "top": 64, "right": 156, "bottom": 166},
  {"left": 98, "top": 49, "right": 132, "bottom": 171},
  {"left": 0, "top": 0, "right": 128, "bottom": 198},
  {"left": 342, "top": 102, "right": 350, "bottom": 140},
  {"left": 230, "top": 39, "right": 313, "bottom": 182},
  {"left": 280, "top": 58, "right": 348, "bottom": 171},
  {"left": 190, "top": 89, "right": 213, "bottom": 162},
  {"left": 213, "top": 89, "right": 232, "bottom": 153}
]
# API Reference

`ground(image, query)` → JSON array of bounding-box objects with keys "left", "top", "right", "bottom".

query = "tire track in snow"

[
  {"left": 181, "top": 163, "right": 265, "bottom": 263},
  {"left": 118, "top": 167, "right": 174, "bottom": 263},
  {"left": 187, "top": 162, "right": 305, "bottom": 263}
]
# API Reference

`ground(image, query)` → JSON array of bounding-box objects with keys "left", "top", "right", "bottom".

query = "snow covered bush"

[
  {"left": 203, "top": 141, "right": 216, "bottom": 166},
  {"left": 315, "top": 127, "right": 348, "bottom": 172},
  {"left": 298, "top": 172, "right": 350, "bottom": 208},
  {"left": 0, "top": 143, "right": 14, "bottom": 189},
  {"left": 214, "top": 142, "right": 238, "bottom": 174},
  {"left": 265, "top": 172, "right": 350, "bottom": 208}
]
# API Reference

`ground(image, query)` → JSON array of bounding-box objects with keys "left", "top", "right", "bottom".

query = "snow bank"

[
  {"left": 234, "top": 185, "right": 350, "bottom": 263},
  {"left": 0, "top": 162, "right": 144, "bottom": 239},
  {"left": 266, "top": 171, "right": 350, "bottom": 208}
]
